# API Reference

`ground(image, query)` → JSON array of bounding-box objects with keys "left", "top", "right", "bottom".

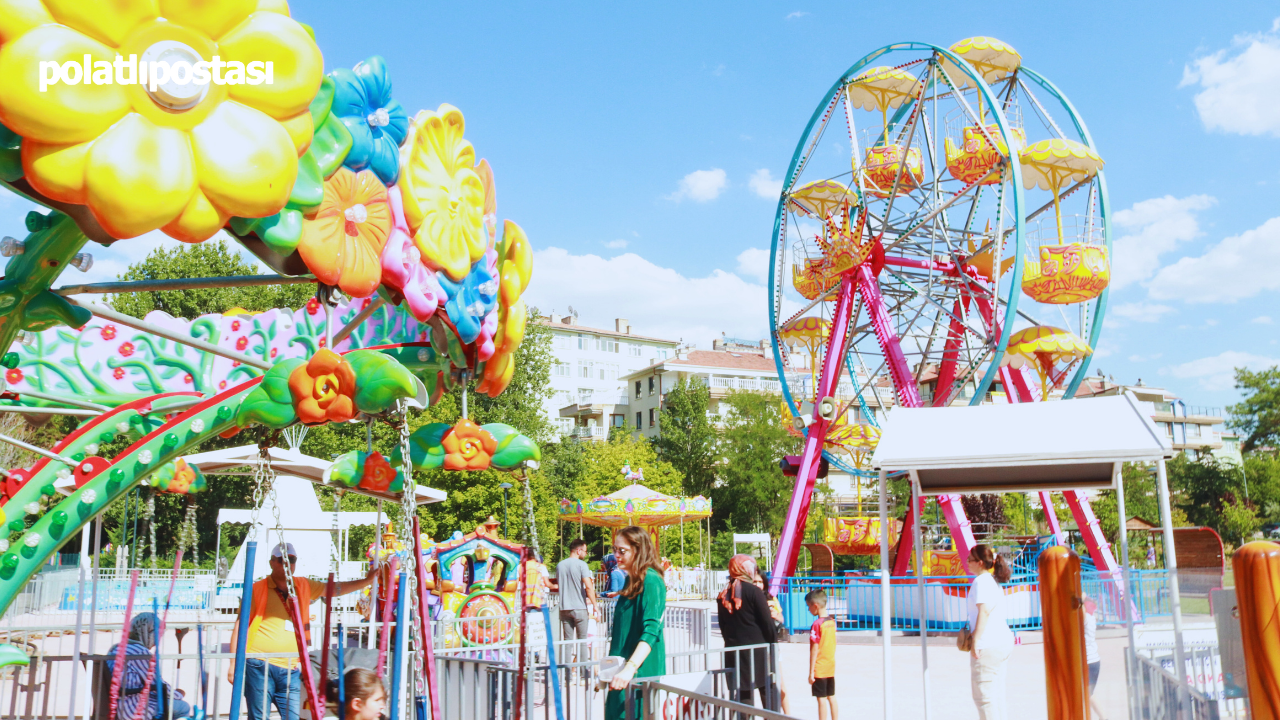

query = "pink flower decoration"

[{"left": 381, "top": 185, "right": 444, "bottom": 322}]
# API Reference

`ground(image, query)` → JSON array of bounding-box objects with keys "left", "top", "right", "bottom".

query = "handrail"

[{"left": 635, "top": 681, "right": 800, "bottom": 720}]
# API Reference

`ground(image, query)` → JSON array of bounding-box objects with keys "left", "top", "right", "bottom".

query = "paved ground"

[{"left": 769, "top": 629, "right": 1132, "bottom": 720}]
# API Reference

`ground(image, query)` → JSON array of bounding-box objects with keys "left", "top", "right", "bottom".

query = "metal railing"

[
  {"left": 628, "top": 680, "right": 799, "bottom": 720},
  {"left": 1136, "top": 642, "right": 1245, "bottom": 719},
  {"left": 1130, "top": 652, "right": 1221, "bottom": 720},
  {"left": 569, "top": 426, "right": 607, "bottom": 440}
]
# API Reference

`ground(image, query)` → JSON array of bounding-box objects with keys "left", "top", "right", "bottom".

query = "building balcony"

[
  {"left": 692, "top": 376, "right": 784, "bottom": 395},
  {"left": 559, "top": 396, "right": 629, "bottom": 418},
  {"left": 569, "top": 426, "right": 608, "bottom": 441}
]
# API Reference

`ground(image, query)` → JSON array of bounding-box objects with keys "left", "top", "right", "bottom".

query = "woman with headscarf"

[
  {"left": 105, "top": 612, "right": 192, "bottom": 719},
  {"left": 717, "top": 554, "right": 778, "bottom": 708}
]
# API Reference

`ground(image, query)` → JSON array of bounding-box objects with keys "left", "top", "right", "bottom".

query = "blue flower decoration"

[
  {"left": 330, "top": 56, "right": 409, "bottom": 185},
  {"left": 439, "top": 254, "right": 498, "bottom": 344}
]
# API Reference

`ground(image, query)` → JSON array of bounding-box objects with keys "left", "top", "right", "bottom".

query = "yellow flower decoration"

[
  {"left": 477, "top": 219, "right": 531, "bottom": 398},
  {"left": 0, "top": 0, "right": 323, "bottom": 242},
  {"left": 398, "top": 104, "right": 486, "bottom": 281}
]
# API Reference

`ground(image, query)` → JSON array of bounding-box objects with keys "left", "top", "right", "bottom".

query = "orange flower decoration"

[
  {"left": 288, "top": 349, "right": 358, "bottom": 425},
  {"left": 298, "top": 167, "right": 392, "bottom": 297},
  {"left": 362, "top": 452, "right": 397, "bottom": 492},
  {"left": 442, "top": 419, "right": 496, "bottom": 471},
  {"left": 170, "top": 464, "right": 195, "bottom": 494}
]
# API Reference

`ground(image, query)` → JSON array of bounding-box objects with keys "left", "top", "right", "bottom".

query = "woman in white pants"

[{"left": 966, "top": 543, "right": 1014, "bottom": 720}]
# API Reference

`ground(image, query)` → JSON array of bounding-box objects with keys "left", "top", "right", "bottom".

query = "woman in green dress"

[{"left": 605, "top": 525, "right": 666, "bottom": 719}]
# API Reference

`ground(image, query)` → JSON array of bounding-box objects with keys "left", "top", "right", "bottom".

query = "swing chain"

[
  {"left": 395, "top": 401, "right": 416, "bottom": 578},
  {"left": 145, "top": 492, "right": 157, "bottom": 570},
  {"left": 260, "top": 441, "right": 298, "bottom": 601},
  {"left": 520, "top": 467, "right": 540, "bottom": 558},
  {"left": 331, "top": 490, "right": 342, "bottom": 575}
]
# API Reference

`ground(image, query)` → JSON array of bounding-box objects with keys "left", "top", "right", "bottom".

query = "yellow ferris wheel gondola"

[
  {"left": 998, "top": 325, "right": 1092, "bottom": 399},
  {"left": 1019, "top": 138, "right": 1109, "bottom": 304},
  {"left": 846, "top": 66, "right": 924, "bottom": 198},
  {"left": 940, "top": 37, "right": 1023, "bottom": 89},
  {"left": 780, "top": 315, "right": 830, "bottom": 396},
  {"left": 787, "top": 179, "right": 858, "bottom": 220}
]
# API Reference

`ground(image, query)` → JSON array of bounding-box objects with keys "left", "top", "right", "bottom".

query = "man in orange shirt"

[
  {"left": 227, "top": 543, "right": 377, "bottom": 720},
  {"left": 807, "top": 589, "right": 838, "bottom": 720}
]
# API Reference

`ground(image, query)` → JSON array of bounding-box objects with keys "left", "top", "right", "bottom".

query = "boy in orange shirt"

[{"left": 807, "top": 589, "right": 838, "bottom": 720}]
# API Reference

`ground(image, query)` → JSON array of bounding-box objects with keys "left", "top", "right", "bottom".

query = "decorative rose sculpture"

[
  {"left": 151, "top": 458, "right": 206, "bottom": 495},
  {"left": 235, "top": 349, "right": 420, "bottom": 430},
  {"left": 0, "top": 1, "right": 323, "bottom": 241},
  {"left": 325, "top": 450, "right": 404, "bottom": 494},
  {"left": 395, "top": 419, "right": 539, "bottom": 472},
  {"left": 288, "top": 349, "right": 358, "bottom": 425}
]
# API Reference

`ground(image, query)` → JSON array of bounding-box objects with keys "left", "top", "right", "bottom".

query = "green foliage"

[
  {"left": 653, "top": 378, "right": 717, "bottom": 496},
  {"left": 1092, "top": 462, "right": 1191, "bottom": 545},
  {"left": 109, "top": 240, "right": 315, "bottom": 320},
  {"left": 713, "top": 390, "right": 799, "bottom": 536},
  {"left": 1220, "top": 495, "right": 1262, "bottom": 546},
  {"left": 1230, "top": 366, "right": 1280, "bottom": 453},
  {"left": 1244, "top": 453, "right": 1280, "bottom": 524},
  {"left": 1167, "top": 454, "right": 1250, "bottom": 530}
]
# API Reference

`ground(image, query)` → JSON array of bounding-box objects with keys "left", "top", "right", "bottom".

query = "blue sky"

[{"left": 2, "top": 1, "right": 1278, "bottom": 410}]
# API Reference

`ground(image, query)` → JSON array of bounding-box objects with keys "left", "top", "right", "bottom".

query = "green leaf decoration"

[
  {"left": 289, "top": 153, "right": 324, "bottom": 211},
  {"left": 325, "top": 450, "right": 363, "bottom": 488},
  {"left": 394, "top": 422, "right": 450, "bottom": 470},
  {"left": 347, "top": 349, "right": 417, "bottom": 414},
  {"left": 311, "top": 110, "right": 353, "bottom": 180},
  {"left": 235, "top": 358, "right": 303, "bottom": 429},
  {"left": 309, "top": 76, "right": 335, "bottom": 126},
  {"left": 484, "top": 423, "right": 541, "bottom": 470}
]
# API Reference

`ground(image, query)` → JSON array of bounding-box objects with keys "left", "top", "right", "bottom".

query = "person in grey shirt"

[{"left": 556, "top": 538, "right": 598, "bottom": 660}]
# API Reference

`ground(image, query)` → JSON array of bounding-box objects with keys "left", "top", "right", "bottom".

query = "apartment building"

[
  {"left": 540, "top": 315, "right": 680, "bottom": 441},
  {"left": 1074, "top": 375, "right": 1232, "bottom": 460}
]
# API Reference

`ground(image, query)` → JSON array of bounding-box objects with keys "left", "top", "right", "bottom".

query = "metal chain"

[
  {"left": 260, "top": 442, "right": 297, "bottom": 600},
  {"left": 394, "top": 401, "right": 421, "bottom": 720},
  {"left": 331, "top": 490, "right": 342, "bottom": 575},
  {"left": 520, "top": 468, "right": 540, "bottom": 558},
  {"left": 145, "top": 493, "right": 157, "bottom": 570}
]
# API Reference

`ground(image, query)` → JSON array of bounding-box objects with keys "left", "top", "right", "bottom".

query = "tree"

[
  {"left": 111, "top": 239, "right": 314, "bottom": 320},
  {"left": 653, "top": 378, "right": 717, "bottom": 496},
  {"left": 1166, "top": 454, "right": 1248, "bottom": 532},
  {"left": 1220, "top": 495, "right": 1261, "bottom": 546},
  {"left": 1244, "top": 453, "right": 1280, "bottom": 525},
  {"left": 714, "top": 390, "right": 799, "bottom": 536},
  {"left": 1229, "top": 366, "right": 1280, "bottom": 453},
  {"left": 961, "top": 494, "right": 1007, "bottom": 534}
]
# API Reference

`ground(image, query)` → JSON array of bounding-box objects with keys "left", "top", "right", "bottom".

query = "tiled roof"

[{"left": 665, "top": 350, "right": 777, "bottom": 371}]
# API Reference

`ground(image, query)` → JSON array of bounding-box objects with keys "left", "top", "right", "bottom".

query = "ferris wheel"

[{"left": 767, "top": 39, "right": 1115, "bottom": 583}]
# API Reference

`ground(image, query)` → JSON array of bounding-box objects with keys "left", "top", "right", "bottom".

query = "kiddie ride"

[{"left": 0, "top": 2, "right": 544, "bottom": 718}]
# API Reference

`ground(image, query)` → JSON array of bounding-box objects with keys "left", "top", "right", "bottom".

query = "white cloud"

[
  {"left": 603, "top": 239, "right": 628, "bottom": 249},
  {"left": 1092, "top": 339, "right": 1117, "bottom": 359},
  {"left": 1148, "top": 216, "right": 1280, "bottom": 303},
  {"left": 735, "top": 248, "right": 770, "bottom": 283},
  {"left": 666, "top": 169, "right": 727, "bottom": 203},
  {"left": 786, "top": 11, "right": 809, "bottom": 19},
  {"left": 1128, "top": 353, "right": 1163, "bottom": 363},
  {"left": 1253, "top": 315, "right": 1274, "bottom": 324},
  {"left": 1110, "top": 195, "right": 1216, "bottom": 290},
  {"left": 748, "top": 169, "right": 782, "bottom": 199},
  {"left": 1163, "top": 350, "right": 1280, "bottom": 391},
  {"left": 1181, "top": 19, "right": 1280, "bottom": 137},
  {"left": 1108, "top": 301, "right": 1175, "bottom": 324},
  {"left": 525, "top": 247, "right": 794, "bottom": 347}
]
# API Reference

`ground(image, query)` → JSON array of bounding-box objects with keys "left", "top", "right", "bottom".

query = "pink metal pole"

[
  {"left": 411, "top": 516, "right": 441, "bottom": 720},
  {"left": 376, "top": 556, "right": 398, "bottom": 678},
  {"left": 107, "top": 570, "right": 140, "bottom": 720},
  {"left": 769, "top": 277, "right": 856, "bottom": 596}
]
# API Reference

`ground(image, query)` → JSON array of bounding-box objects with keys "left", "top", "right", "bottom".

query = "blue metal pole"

[
  {"left": 197, "top": 623, "right": 208, "bottom": 718},
  {"left": 229, "top": 540, "right": 256, "bottom": 720},
  {"left": 336, "top": 623, "right": 346, "bottom": 720},
  {"left": 389, "top": 571, "right": 409, "bottom": 719},
  {"left": 542, "top": 604, "right": 565, "bottom": 720}
]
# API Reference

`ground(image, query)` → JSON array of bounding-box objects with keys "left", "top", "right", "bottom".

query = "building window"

[
  {"left": 555, "top": 362, "right": 570, "bottom": 377},
  {"left": 657, "top": 349, "right": 669, "bottom": 360},
  {"left": 648, "top": 377, "right": 655, "bottom": 396},
  {"left": 555, "top": 390, "right": 573, "bottom": 407},
  {"left": 1188, "top": 423, "right": 1201, "bottom": 438},
  {"left": 628, "top": 343, "right": 642, "bottom": 357},
  {"left": 578, "top": 388, "right": 594, "bottom": 404},
  {"left": 611, "top": 414, "right": 625, "bottom": 427},
  {"left": 554, "top": 335, "right": 571, "bottom": 350},
  {"left": 635, "top": 411, "right": 642, "bottom": 429},
  {"left": 649, "top": 408, "right": 656, "bottom": 427},
  {"left": 635, "top": 380, "right": 642, "bottom": 399},
  {"left": 555, "top": 417, "right": 574, "bottom": 433},
  {"left": 578, "top": 360, "right": 591, "bottom": 378},
  {"left": 576, "top": 334, "right": 588, "bottom": 350},
  {"left": 597, "top": 338, "right": 618, "bottom": 353}
]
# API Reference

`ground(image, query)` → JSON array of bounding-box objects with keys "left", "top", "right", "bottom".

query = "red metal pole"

[
  {"left": 285, "top": 594, "right": 325, "bottom": 720},
  {"left": 411, "top": 516, "right": 441, "bottom": 720},
  {"left": 319, "top": 573, "right": 334, "bottom": 692}
]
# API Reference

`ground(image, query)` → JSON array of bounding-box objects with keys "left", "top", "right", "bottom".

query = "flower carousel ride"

[
  {"left": 0, "top": 2, "right": 540, "bottom": 718},
  {"left": 764, "top": 36, "right": 1120, "bottom": 622},
  {"left": 559, "top": 463, "right": 712, "bottom": 599}
]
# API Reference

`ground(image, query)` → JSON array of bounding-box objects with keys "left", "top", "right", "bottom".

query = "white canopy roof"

[
  {"left": 870, "top": 393, "right": 1173, "bottom": 494},
  {"left": 184, "top": 444, "right": 447, "bottom": 505}
]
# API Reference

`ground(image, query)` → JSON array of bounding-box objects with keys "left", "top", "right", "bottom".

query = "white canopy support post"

[
  {"left": 879, "top": 468, "right": 892, "bottom": 720},
  {"left": 911, "top": 470, "right": 930, "bottom": 720},
  {"left": 1114, "top": 463, "right": 1141, "bottom": 720},
  {"left": 1155, "top": 458, "right": 1190, "bottom": 713}
]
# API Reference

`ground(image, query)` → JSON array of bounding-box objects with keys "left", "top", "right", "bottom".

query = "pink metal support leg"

[
  {"left": 1040, "top": 492, "right": 1063, "bottom": 539},
  {"left": 1062, "top": 490, "right": 1120, "bottom": 572},
  {"left": 769, "top": 278, "right": 856, "bottom": 597}
]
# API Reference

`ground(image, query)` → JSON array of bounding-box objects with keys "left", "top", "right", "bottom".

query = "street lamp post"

[{"left": 499, "top": 482, "right": 513, "bottom": 538}]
